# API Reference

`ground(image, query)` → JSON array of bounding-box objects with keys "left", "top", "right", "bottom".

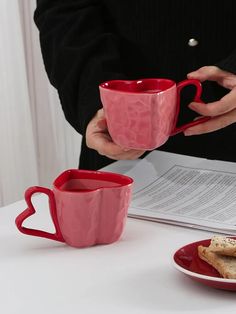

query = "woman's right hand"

[{"left": 86, "top": 109, "right": 145, "bottom": 160}]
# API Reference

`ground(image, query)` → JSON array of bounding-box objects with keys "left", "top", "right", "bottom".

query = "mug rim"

[
  {"left": 53, "top": 169, "right": 133, "bottom": 193},
  {"left": 99, "top": 78, "right": 176, "bottom": 95}
]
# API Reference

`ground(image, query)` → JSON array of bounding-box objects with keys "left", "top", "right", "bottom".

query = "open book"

[{"left": 104, "top": 151, "right": 236, "bottom": 235}]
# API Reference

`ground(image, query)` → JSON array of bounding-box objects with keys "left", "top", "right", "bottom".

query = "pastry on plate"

[{"left": 198, "top": 236, "right": 236, "bottom": 279}]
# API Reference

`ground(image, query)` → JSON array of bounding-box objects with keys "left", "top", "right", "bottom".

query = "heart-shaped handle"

[
  {"left": 15, "top": 186, "right": 64, "bottom": 242},
  {"left": 171, "top": 79, "right": 211, "bottom": 135}
]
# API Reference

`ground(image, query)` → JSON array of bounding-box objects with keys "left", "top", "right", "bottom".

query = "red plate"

[{"left": 173, "top": 238, "right": 236, "bottom": 291}]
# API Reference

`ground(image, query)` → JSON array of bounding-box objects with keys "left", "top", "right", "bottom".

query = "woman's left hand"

[{"left": 184, "top": 66, "right": 236, "bottom": 135}]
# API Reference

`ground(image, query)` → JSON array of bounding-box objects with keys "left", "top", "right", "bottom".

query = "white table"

[{"left": 1, "top": 160, "right": 236, "bottom": 314}]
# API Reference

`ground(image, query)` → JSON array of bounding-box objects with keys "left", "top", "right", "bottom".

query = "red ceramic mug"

[
  {"left": 15, "top": 170, "right": 133, "bottom": 248},
  {"left": 99, "top": 78, "right": 210, "bottom": 150}
]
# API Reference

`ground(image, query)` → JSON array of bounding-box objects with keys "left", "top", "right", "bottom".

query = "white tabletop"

[{"left": 1, "top": 161, "right": 236, "bottom": 314}]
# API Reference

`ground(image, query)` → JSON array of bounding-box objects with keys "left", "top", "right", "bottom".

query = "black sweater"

[{"left": 34, "top": 0, "right": 236, "bottom": 170}]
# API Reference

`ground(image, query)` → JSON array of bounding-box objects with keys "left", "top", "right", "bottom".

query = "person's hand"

[
  {"left": 86, "top": 108, "right": 145, "bottom": 160},
  {"left": 184, "top": 66, "right": 236, "bottom": 135}
]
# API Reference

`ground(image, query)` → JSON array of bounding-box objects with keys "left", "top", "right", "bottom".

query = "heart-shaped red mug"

[
  {"left": 15, "top": 170, "right": 133, "bottom": 248},
  {"left": 99, "top": 78, "right": 210, "bottom": 150}
]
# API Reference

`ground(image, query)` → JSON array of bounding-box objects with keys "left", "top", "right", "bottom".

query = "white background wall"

[{"left": 0, "top": 1, "right": 81, "bottom": 206}]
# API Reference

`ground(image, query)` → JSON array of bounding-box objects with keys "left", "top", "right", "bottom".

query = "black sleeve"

[
  {"left": 216, "top": 49, "right": 236, "bottom": 75},
  {"left": 34, "top": 0, "right": 126, "bottom": 135}
]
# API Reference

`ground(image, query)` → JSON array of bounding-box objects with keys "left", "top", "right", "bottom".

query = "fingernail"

[
  {"left": 188, "top": 103, "right": 198, "bottom": 110},
  {"left": 187, "top": 72, "right": 196, "bottom": 77},
  {"left": 184, "top": 129, "right": 193, "bottom": 136}
]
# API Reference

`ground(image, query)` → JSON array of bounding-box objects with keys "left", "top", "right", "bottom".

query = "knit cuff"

[{"left": 216, "top": 50, "right": 236, "bottom": 74}]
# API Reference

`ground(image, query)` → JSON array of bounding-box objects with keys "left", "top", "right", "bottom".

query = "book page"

[{"left": 124, "top": 151, "right": 236, "bottom": 234}]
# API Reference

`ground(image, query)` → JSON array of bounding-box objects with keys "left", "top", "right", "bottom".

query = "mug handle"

[
  {"left": 171, "top": 79, "right": 210, "bottom": 136},
  {"left": 15, "top": 186, "right": 65, "bottom": 242}
]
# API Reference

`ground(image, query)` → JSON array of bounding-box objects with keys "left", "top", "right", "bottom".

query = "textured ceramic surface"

[
  {"left": 99, "top": 78, "right": 209, "bottom": 150},
  {"left": 173, "top": 238, "right": 236, "bottom": 291},
  {"left": 15, "top": 170, "right": 133, "bottom": 248}
]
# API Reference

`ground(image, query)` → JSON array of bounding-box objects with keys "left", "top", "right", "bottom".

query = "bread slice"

[
  {"left": 198, "top": 245, "right": 236, "bottom": 279},
  {"left": 209, "top": 236, "right": 236, "bottom": 257}
]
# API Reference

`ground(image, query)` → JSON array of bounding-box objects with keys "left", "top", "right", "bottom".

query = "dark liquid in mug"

[{"left": 60, "top": 179, "right": 121, "bottom": 192}]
